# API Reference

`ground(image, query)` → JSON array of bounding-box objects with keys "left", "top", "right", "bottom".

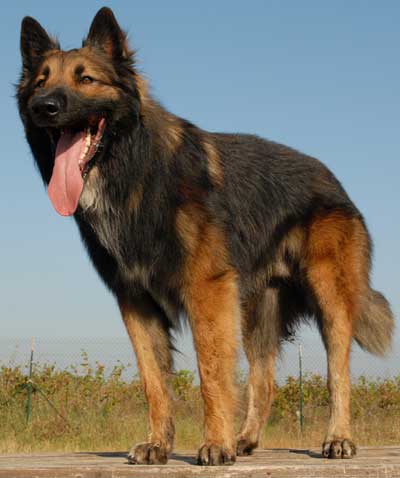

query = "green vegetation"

[{"left": 1, "top": 355, "right": 399, "bottom": 453}]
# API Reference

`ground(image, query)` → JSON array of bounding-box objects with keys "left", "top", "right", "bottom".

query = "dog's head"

[{"left": 18, "top": 8, "right": 140, "bottom": 216}]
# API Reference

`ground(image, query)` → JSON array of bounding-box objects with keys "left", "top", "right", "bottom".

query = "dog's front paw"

[
  {"left": 128, "top": 442, "right": 168, "bottom": 465},
  {"left": 197, "top": 443, "right": 236, "bottom": 466},
  {"left": 322, "top": 439, "right": 356, "bottom": 459}
]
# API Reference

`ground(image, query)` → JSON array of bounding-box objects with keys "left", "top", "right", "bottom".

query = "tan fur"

[
  {"left": 248, "top": 226, "right": 306, "bottom": 292},
  {"left": 128, "top": 184, "right": 143, "bottom": 215},
  {"left": 175, "top": 204, "right": 203, "bottom": 256},
  {"left": 176, "top": 205, "right": 239, "bottom": 452},
  {"left": 237, "top": 287, "right": 281, "bottom": 452},
  {"left": 273, "top": 225, "right": 306, "bottom": 277},
  {"left": 238, "top": 352, "right": 276, "bottom": 446},
  {"left": 305, "top": 211, "right": 369, "bottom": 442},
  {"left": 119, "top": 297, "right": 174, "bottom": 451},
  {"left": 280, "top": 225, "right": 306, "bottom": 260},
  {"left": 136, "top": 74, "right": 183, "bottom": 155},
  {"left": 307, "top": 212, "right": 369, "bottom": 318},
  {"left": 203, "top": 139, "right": 223, "bottom": 187},
  {"left": 124, "top": 263, "right": 151, "bottom": 291},
  {"left": 33, "top": 49, "right": 120, "bottom": 99},
  {"left": 135, "top": 74, "right": 149, "bottom": 105}
]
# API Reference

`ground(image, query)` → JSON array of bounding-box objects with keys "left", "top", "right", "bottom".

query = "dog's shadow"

[
  {"left": 288, "top": 448, "right": 322, "bottom": 459},
  {"left": 79, "top": 449, "right": 322, "bottom": 462},
  {"left": 249, "top": 448, "right": 321, "bottom": 459},
  {"left": 170, "top": 453, "right": 197, "bottom": 465},
  {"left": 82, "top": 449, "right": 322, "bottom": 463},
  {"left": 79, "top": 451, "right": 196, "bottom": 465},
  {"left": 83, "top": 451, "right": 127, "bottom": 458}
]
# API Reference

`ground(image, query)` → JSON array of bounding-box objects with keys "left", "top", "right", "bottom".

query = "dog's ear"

[
  {"left": 20, "top": 17, "right": 57, "bottom": 73},
  {"left": 85, "top": 7, "right": 131, "bottom": 61}
]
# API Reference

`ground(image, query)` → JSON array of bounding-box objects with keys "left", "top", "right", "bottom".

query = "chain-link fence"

[
  {"left": 0, "top": 334, "right": 399, "bottom": 451},
  {"left": 1, "top": 333, "right": 399, "bottom": 382}
]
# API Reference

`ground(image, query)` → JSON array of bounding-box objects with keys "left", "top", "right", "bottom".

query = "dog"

[{"left": 17, "top": 7, "right": 394, "bottom": 466}]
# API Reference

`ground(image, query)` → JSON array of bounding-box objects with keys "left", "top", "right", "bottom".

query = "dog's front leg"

[
  {"left": 186, "top": 271, "right": 240, "bottom": 466},
  {"left": 119, "top": 293, "right": 174, "bottom": 465}
]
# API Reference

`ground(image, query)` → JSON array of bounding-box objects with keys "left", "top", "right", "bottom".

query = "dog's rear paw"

[
  {"left": 236, "top": 438, "right": 258, "bottom": 456},
  {"left": 197, "top": 443, "right": 236, "bottom": 466},
  {"left": 322, "top": 439, "right": 356, "bottom": 459},
  {"left": 128, "top": 442, "right": 168, "bottom": 465}
]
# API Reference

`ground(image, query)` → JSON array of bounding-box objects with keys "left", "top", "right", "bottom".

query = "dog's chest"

[
  {"left": 83, "top": 204, "right": 182, "bottom": 323},
  {"left": 79, "top": 169, "right": 179, "bottom": 290}
]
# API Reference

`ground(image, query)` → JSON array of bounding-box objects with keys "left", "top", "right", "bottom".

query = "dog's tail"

[{"left": 354, "top": 289, "right": 394, "bottom": 356}]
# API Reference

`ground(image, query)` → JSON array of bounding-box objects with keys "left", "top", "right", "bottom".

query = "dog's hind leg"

[
  {"left": 237, "top": 288, "right": 280, "bottom": 456},
  {"left": 306, "top": 212, "right": 369, "bottom": 459},
  {"left": 119, "top": 293, "right": 175, "bottom": 465}
]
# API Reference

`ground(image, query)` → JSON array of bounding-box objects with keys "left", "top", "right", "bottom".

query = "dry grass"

[{"left": 0, "top": 357, "right": 399, "bottom": 454}]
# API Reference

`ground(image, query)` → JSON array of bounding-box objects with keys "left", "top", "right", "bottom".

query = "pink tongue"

[{"left": 48, "top": 130, "right": 86, "bottom": 216}]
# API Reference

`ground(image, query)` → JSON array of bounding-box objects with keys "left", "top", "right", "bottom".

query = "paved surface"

[{"left": 0, "top": 447, "right": 399, "bottom": 478}]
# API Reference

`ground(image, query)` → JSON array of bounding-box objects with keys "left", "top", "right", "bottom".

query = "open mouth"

[
  {"left": 49, "top": 117, "right": 106, "bottom": 178},
  {"left": 47, "top": 117, "right": 106, "bottom": 216},
  {"left": 77, "top": 117, "right": 106, "bottom": 178}
]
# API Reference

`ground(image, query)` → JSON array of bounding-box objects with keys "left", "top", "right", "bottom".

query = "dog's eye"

[
  {"left": 35, "top": 79, "right": 46, "bottom": 89},
  {"left": 81, "top": 76, "right": 94, "bottom": 85}
]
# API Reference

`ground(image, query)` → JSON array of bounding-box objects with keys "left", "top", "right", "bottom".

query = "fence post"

[
  {"left": 25, "top": 338, "right": 35, "bottom": 423},
  {"left": 298, "top": 343, "right": 304, "bottom": 432}
]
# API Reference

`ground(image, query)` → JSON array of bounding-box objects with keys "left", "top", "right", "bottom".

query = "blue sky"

[{"left": 1, "top": 2, "right": 398, "bottom": 374}]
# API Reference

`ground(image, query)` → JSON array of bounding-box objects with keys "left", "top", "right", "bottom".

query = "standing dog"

[{"left": 18, "top": 7, "right": 393, "bottom": 466}]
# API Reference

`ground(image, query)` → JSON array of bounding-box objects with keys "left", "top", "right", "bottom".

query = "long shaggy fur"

[
  {"left": 17, "top": 7, "right": 394, "bottom": 465},
  {"left": 355, "top": 289, "right": 394, "bottom": 356}
]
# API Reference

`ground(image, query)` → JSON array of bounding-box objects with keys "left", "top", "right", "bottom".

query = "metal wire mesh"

[{"left": 0, "top": 332, "right": 398, "bottom": 383}]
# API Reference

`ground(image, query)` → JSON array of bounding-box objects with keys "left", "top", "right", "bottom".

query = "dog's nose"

[
  {"left": 32, "top": 97, "right": 61, "bottom": 118},
  {"left": 43, "top": 99, "right": 60, "bottom": 116}
]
